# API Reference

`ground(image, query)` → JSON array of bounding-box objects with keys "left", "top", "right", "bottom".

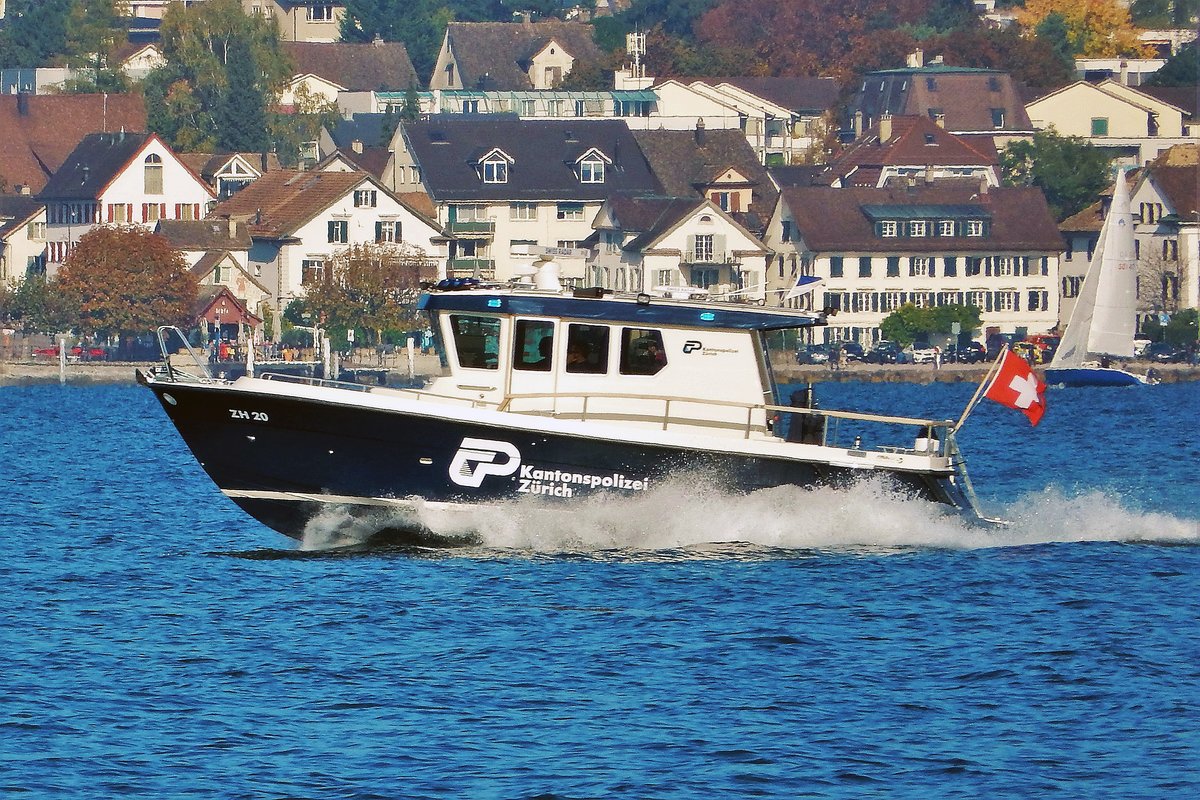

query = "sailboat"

[{"left": 1045, "top": 171, "right": 1154, "bottom": 387}]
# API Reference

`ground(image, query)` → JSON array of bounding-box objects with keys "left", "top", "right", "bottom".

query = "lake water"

[{"left": 2, "top": 381, "right": 1198, "bottom": 798}]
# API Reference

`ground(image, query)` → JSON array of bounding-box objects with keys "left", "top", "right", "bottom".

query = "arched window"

[{"left": 144, "top": 153, "right": 163, "bottom": 194}]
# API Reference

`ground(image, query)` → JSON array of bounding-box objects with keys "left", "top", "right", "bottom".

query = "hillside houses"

[{"left": 429, "top": 20, "right": 603, "bottom": 91}]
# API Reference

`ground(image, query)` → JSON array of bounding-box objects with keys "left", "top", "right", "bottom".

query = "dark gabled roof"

[
  {"left": 769, "top": 165, "right": 823, "bottom": 188},
  {"left": 600, "top": 195, "right": 708, "bottom": 251},
  {"left": 283, "top": 41, "right": 419, "bottom": 92},
  {"left": 690, "top": 76, "right": 840, "bottom": 112},
  {"left": 0, "top": 93, "right": 147, "bottom": 194},
  {"left": 780, "top": 185, "right": 1063, "bottom": 253},
  {"left": 0, "top": 195, "right": 43, "bottom": 239},
  {"left": 190, "top": 251, "right": 271, "bottom": 296},
  {"left": 329, "top": 114, "right": 392, "bottom": 150},
  {"left": 38, "top": 132, "right": 154, "bottom": 200},
  {"left": 851, "top": 67, "right": 1033, "bottom": 133},
  {"left": 320, "top": 145, "right": 392, "bottom": 181},
  {"left": 443, "top": 21, "right": 603, "bottom": 90},
  {"left": 177, "top": 152, "right": 281, "bottom": 182},
  {"left": 1059, "top": 200, "right": 1104, "bottom": 233},
  {"left": 156, "top": 219, "right": 252, "bottom": 250},
  {"left": 1136, "top": 85, "right": 1198, "bottom": 117},
  {"left": 631, "top": 128, "right": 778, "bottom": 229},
  {"left": 1148, "top": 163, "right": 1199, "bottom": 218},
  {"left": 403, "top": 118, "right": 660, "bottom": 202}
]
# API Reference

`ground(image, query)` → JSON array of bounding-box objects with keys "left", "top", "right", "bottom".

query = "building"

[
  {"left": 391, "top": 117, "right": 660, "bottom": 283},
  {"left": 1025, "top": 80, "right": 1198, "bottom": 166},
  {"left": 587, "top": 194, "right": 770, "bottom": 301},
  {"left": 242, "top": 1, "right": 346, "bottom": 43},
  {"left": 765, "top": 184, "right": 1064, "bottom": 345},
  {"left": 37, "top": 131, "right": 215, "bottom": 271},
  {"left": 815, "top": 114, "right": 999, "bottom": 189},
  {"left": 429, "top": 20, "right": 603, "bottom": 91},
  {"left": 280, "top": 40, "right": 419, "bottom": 111},
  {"left": 0, "top": 93, "right": 147, "bottom": 195},
  {"left": 207, "top": 169, "right": 446, "bottom": 329},
  {"left": 0, "top": 195, "right": 46, "bottom": 284},
  {"left": 1131, "top": 145, "right": 1199, "bottom": 314},
  {"left": 847, "top": 55, "right": 1034, "bottom": 151},
  {"left": 177, "top": 152, "right": 282, "bottom": 199}
]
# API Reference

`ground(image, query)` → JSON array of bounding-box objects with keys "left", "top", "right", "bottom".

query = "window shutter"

[
  {"left": 194, "top": 204, "right": 200, "bottom": 220},
  {"left": 394, "top": 221, "right": 402, "bottom": 242},
  {"left": 107, "top": 205, "right": 113, "bottom": 222},
  {"left": 984, "top": 258, "right": 992, "bottom": 277},
  {"left": 142, "top": 203, "right": 148, "bottom": 222},
  {"left": 886, "top": 256, "right": 899, "bottom": 277},
  {"left": 375, "top": 221, "right": 383, "bottom": 242},
  {"left": 687, "top": 234, "right": 697, "bottom": 257},
  {"left": 714, "top": 234, "right": 726, "bottom": 260},
  {"left": 126, "top": 204, "right": 132, "bottom": 221},
  {"left": 985, "top": 293, "right": 994, "bottom": 312},
  {"left": 160, "top": 204, "right": 166, "bottom": 219}
]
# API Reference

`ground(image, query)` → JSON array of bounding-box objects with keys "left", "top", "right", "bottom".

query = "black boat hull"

[{"left": 145, "top": 379, "right": 968, "bottom": 541}]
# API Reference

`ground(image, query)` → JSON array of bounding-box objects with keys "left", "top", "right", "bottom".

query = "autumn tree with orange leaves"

[
  {"left": 1017, "top": 0, "right": 1152, "bottom": 58},
  {"left": 57, "top": 226, "right": 197, "bottom": 338}
]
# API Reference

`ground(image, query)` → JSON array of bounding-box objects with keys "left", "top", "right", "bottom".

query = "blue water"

[{"left": 2, "top": 381, "right": 1198, "bottom": 798}]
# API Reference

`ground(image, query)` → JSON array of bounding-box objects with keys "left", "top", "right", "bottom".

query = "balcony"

[
  {"left": 446, "top": 220, "right": 495, "bottom": 236},
  {"left": 683, "top": 250, "right": 733, "bottom": 265},
  {"left": 448, "top": 258, "right": 496, "bottom": 278}
]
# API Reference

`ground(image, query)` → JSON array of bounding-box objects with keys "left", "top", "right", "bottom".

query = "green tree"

[
  {"left": 1001, "top": 128, "right": 1113, "bottom": 221},
  {"left": 56, "top": 226, "right": 197, "bottom": 338},
  {"left": 401, "top": 82, "right": 421, "bottom": 122},
  {"left": 623, "top": 0, "right": 720, "bottom": 39},
  {"left": 62, "top": 0, "right": 127, "bottom": 92},
  {"left": 1145, "top": 42, "right": 1200, "bottom": 86},
  {"left": 6, "top": 274, "right": 78, "bottom": 334},
  {"left": 880, "top": 303, "right": 981, "bottom": 345},
  {"left": 340, "top": 1, "right": 505, "bottom": 81},
  {"left": 302, "top": 243, "right": 437, "bottom": 346},
  {"left": 1164, "top": 308, "right": 1198, "bottom": 349},
  {"left": 144, "top": 0, "right": 290, "bottom": 153},
  {"left": 1131, "top": 0, "right": 1200, "bottom": 27},
  {"left": 0, "top": 0, "right": 72, "bottom": 69},
  {"left": 215, "top": 35, "right": 270, "bottom": 153}
]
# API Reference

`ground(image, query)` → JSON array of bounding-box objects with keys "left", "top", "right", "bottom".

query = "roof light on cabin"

[{"left": 700, "top": 312, "right": 715, "bottom": 321}]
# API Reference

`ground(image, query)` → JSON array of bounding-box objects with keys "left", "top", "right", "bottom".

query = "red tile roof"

[
  {"left": 208, "top": 170, "right": 373, "bottom": 238},
  {"left": 0, "top": 93, "right": 147, "bottom": 194}
]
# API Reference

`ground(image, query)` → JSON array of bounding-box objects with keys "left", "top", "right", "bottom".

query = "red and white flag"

[{"left": 984, "top": 350, "right": 1046, "bottom": 426}]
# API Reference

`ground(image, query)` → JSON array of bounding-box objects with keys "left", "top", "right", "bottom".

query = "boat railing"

[{"left": 153, "top": 326, "right": 216, "bottom": 383}]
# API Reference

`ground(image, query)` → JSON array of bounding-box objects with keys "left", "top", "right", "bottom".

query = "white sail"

[{"left": 1052, "top": 173, "right": 1138, "bottom": 367}]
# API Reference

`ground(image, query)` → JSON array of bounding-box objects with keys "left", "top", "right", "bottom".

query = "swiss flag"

[{"left": 984, "top": 349, "right": 1046, "bottom": 426}]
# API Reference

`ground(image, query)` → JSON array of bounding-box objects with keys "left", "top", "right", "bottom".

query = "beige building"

[{"left": 242, "top": 1, "right": 345, "bottom": 43}]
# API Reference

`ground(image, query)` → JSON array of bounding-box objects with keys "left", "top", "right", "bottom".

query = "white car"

[{"left": 908, "top": 345, "right": 938, "bottom": 364}]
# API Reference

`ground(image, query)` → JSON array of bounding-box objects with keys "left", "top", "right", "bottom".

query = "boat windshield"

[{"left": 761, "top": 328, "right": 807, "bottom": 401}]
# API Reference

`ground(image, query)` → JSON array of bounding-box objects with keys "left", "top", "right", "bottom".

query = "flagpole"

[{"left": 952, "top": 345, "right": 1008, "bottom": 433}]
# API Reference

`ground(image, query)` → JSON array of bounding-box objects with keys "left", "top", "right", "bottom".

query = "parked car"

[
  {"left": 946, "top": 341, "right": 985, "bottom": 364},
  {"left": 1146, "top": 341, "right": 1186, "bottom": 363},
  {"left": 834, "top": 342, "right": 865, "bottom": 362},
  {"left": 794, "top": 344, "right": 830, "bottom": 365},
  {"left": 1133, "top": 336, "right": 1153, "bottom": 357},
  {"left": 907, "top": 344, "right": 938, "bottom": 364},
  {"left": 32, "top": 345, "right": 107, "bottom": 361},
  {"left": 864, "top": 341, "right": 910, "bottom": 364}
]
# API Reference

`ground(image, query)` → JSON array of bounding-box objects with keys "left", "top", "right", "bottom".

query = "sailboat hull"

[{"left": 1044, "top": 366, "right": 1149, "bottom": 387}]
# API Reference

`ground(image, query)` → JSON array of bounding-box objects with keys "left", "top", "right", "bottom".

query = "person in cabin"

[
  {"left": 533, "top": 336, "right": 554, "bottom": 370},
  {"left": 566, "top": 342, "right": 590, "bottom": 372}
]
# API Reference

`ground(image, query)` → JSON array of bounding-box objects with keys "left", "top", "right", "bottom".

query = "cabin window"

[
  {"left": 450, "top": 314, "right": 500, "bottom": 370},
  {"left": 566, "top": 324, "right": 609, "bottom": 374},
  {"left": 513, "top": 319, "right": 555, "bottom": 371},
  {"left": 620, "top": 328, "right": 666, "bottom": 376}
]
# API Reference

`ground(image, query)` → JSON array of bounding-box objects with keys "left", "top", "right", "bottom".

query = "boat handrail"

[{"left": 154, "top": 325, "right": 215, "bottom": 383}]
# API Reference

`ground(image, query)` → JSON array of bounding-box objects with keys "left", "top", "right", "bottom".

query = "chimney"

[
  {"left": 933, "top": 112, "right": 946, "bottom": 128},
  {"left": 695, "top": 117, "right": 706, "bottom": 146},
  {"left": 879, "top": 113, "right": 892, "bottom": 143},
  {"left": 854, "top": 110, "right": 863, "bottom": 137},
  {"left": 261, "top": 151, "right": 269, "bottom": 171},
  {"left": 907, "top": 49, "right": 924, "bottom": 69},
  {"left": 979, "top": 176, "right": 990, "bottom": 199},
  {"left": 17, "top": 184, "right": 30, "bottom": 196},
  {"left": 352, "top": 139, "right": 364, "bottom": 154},
  {"left": 227, "top": 215, "right": 236, "bottom": 239},
  {"left": 16, "top": 91, "right": 29, "bottom": 116},
  {"left": 254, "top": 208, "right": 263, "bottom": 225},
  {"left": 1119, "top": 60, "right": 1129, "bottom": 85},
  {"left": 373, "top": 34, "right": 384, "bottom": 47}
]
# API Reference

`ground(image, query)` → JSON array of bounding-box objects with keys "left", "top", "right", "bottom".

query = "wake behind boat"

[
  {"left": 1045, "top": 172, "right": 1154, "bottom": 387},
  {"left": 139, "top": 267, "right": 997, "bottom": 542}
]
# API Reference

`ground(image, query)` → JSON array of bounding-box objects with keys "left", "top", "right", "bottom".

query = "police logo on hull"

[
  {"left": 448, "top": 438, "right": 521, "bottom": 487},
  {"left": 447, "top": 437, "right": 651, "bottom": 498}
]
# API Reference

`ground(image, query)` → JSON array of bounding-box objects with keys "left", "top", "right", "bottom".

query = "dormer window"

[
  {"left": 879, "top": 220, "right": 898, "bottom": 238},
  {"left": 477, "top": 148, "right": 513, "bottom": 183},
  {"left": 576, "top": 148, "right": 610, "bottom": 184}
]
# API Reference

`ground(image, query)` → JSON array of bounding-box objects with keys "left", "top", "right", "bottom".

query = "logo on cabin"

[
  {"left": 683, "top": 340, "right": 703, "bottom": 353},
  {"left": 448, "top": 438, "right": 522, "bottom": 487}
]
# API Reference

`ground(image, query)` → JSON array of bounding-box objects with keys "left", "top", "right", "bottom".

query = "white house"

[
  {"left": 765, "top": 184, "right": 1065, "bottom": 345},
  {"left": 208, "top": 169, "right": 447, "bottom": 333},
  {"left": 0, "top": 195, "right": 46, "bottom": 284},
  {"left": 36, "top": 131, "right": 216, "bottom": 272},
  {"left": 588, "top": 195, "right": 770, "bottom": 301}
]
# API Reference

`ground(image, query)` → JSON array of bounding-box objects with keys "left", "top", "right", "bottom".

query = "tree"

[
  {"left": 267, "top": 84, "right": 341, "bottom": 168},
  {"left": 1017, "top": 0, "right": 1152, "bottom": 58},
  {"left": 1164, "top": 308, "right": 1199, "bottom": 350},
  {"left": 879, "top": 303, "right": 981, "bottom": 345},
  {"left": 56, "top": 226, "right": 197, "bottom": 339},
  {"left": 1001, "top": 128, "right": 1113, "bottom": 221},
  {"left": 340, "top": 1, "right": 505, "bottom": 81},
  {"left": 1130, "top": 0, "right": 1200, "bottom": 27},
  {"left": 62, "top": 0, "right": 127, "bottom": 92},
  {"left": 0, "top": 0, "right": 72, "bottom": 69},
  {"left": 622, "top": 0, "right": 720, "bottom": 39},
  {"left": 927, "top": 24, "right": 1073, "bottom": 88},
  {"left": 144, "top": 0, "right": 290, "bottom": 153},
  {"left": 302, "top": 243, "right": 438, "bottom": 346},
  {"left": 215, "top": 35, "right": 270, "bottom": 153},
  {"left": 5, "top": 275, "right": 78, "bottom": 334},
  {"left": 1145, "top": 42, "right": 1200, "bottom": 86}
]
